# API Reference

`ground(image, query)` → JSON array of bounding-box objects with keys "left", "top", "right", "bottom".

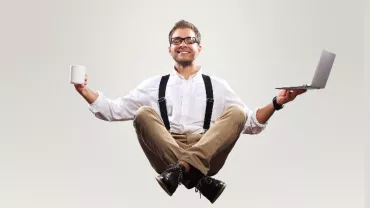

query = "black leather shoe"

[
  {"left": 195, "top": 176, "right": 226, "bottom": 204},
  {"left": 182, "top": 166, "right": 204, "bottom": 189},
  {"left": 155, "top": 163, "right": 185, "bottom": 196}
]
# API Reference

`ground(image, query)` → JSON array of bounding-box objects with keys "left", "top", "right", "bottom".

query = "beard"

[{"left": 173, "top": 54, "right": 195, "bottom": 67}]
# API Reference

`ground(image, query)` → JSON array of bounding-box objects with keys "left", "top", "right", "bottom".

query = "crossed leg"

[{"left": 133, "top": 105, "right": 246, "bottom": 177}]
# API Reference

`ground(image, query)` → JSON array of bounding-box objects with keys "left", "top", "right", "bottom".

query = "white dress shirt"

[{"left": 87, "top": 67, "right": 267, "bottom": 135}]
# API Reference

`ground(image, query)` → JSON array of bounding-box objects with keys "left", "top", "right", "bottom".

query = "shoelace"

[
  {"left": 195, "top": 176, "right": 212, "bottom": 198},
  {"left": 165, "top": 164, "right": 184, "bottom": 185}
]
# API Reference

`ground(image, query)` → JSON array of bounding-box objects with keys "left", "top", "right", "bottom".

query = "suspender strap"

[
  {"left": 158, "top": 74, "right": 214, "bottom": 132},
  {"left": 202, "top": 74, "right": 214, "bottom": 131},
  {"left": 158, "top": 74, "right": 171, "bottom": 131}
]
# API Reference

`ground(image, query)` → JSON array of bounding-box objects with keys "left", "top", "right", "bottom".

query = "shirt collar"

[{"left": 171, "top": 66, "right": 203, "bottom": 81}]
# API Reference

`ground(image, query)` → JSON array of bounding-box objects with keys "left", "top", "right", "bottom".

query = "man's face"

[{"left": 168, "top": 28, "right": 202, "bottom": 66}]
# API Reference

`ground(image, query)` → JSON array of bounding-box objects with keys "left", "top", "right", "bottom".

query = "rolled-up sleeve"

[
  {"left": 243, "top": 107, "right": 267, "bottom": 134},
  {"left": 223, "top": 81, "right": 267, "bottom": 135},
  {"left": 87, "top": 88, "right": 144, "bottom": 122}
]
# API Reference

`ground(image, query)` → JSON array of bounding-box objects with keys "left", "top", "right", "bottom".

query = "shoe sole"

[
  {"left": 155, "top": 176, "right": 173, "bottom": 196},
  {"left": 211, "top": 183, "right": 227, "bottom": 204}
]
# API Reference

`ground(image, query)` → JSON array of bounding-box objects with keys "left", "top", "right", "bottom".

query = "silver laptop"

[{"left": 275, "top": 49, "right": 336, "bottom": 90}]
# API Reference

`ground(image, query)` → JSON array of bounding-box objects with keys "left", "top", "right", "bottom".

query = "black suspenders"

[
  {"left": 158, "top": 74, "right": 171, "bottom": 131},
  {"left": 158, "top": 74, "right": 214, "bottom": 132},
  {"left": 202, "top": 74, "right": 214, "bottom": 131}
]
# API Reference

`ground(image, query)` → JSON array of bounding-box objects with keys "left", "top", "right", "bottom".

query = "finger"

[
  {"left": 283, "top": 89, "right": 289, "bottom": 96},
  {"left": 293, "top": 89, "right": 306, "bottom": 98},
  {"left": 278, "top": 89, "right": 286, "bottom": 96},
  {"left": 292, "top": 90, "right": 300, "bottom": 97},
  {"left": 295, "top": 89, "right": 306, "bottom": 96},
  {"left": 296, "top": 89, "right": 304, "bottom": 96},
  {"left": 287, "top": 90, "right": 292, "bottom": 98}
]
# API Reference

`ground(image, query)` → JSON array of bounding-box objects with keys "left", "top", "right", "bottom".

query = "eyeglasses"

[{"left": 170, "top": 37, "right": 198, "bottom": 45}]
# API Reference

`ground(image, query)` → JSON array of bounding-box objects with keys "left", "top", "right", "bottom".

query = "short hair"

[{"left": 168, "top": 20, "right": 201, "bottom": 45}]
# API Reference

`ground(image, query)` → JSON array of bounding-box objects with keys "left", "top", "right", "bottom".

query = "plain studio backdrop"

[
  {"left": 366, "top": 0, "right": 370, "bottom": 207},
  {"left": 0, "top": 0, "right": 368, "bottom": 207}
]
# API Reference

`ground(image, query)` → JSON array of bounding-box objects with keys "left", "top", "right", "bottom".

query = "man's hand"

[
  {"left": 255, "top": 89, "right": 307, "bottom": 124},
  {"left": 276, "top": 89, "right": 307, "bottom": 105},
  {"left": 73, "top": 74, "right": 99, "bottom": 104},
  {"left": 74, "top": 74, "right": 88, "bottom": 94}
]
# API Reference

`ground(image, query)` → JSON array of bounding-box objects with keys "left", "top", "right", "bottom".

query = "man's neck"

[{"left": 174, "top": 64, "right": 200, "bottom": 80}]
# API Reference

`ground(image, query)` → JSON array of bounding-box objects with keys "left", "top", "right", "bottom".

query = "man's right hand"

[
  {"left": 74, "top": 74, "right": 99, "bottom": 104},
  {"left": 74, "top": 74, "right": 88, "bottom": 94}
]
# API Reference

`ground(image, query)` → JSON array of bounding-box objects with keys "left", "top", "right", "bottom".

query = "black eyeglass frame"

[{"left": 170, "top": 37, "right": 199, "bottom": 45}]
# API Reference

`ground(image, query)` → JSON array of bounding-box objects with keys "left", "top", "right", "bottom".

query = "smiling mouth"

[{"left": 178, "top": 51, "right": 190, "bottom": 54}]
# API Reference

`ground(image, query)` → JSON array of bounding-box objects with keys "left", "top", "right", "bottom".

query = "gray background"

[
  {"left": 0, "top": 0, "right": 367, "bottom": 207},
  {"left": 365, "top": 0, "right": 369, "bottom": 207}
]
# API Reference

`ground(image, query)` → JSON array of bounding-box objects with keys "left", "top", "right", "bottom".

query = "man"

[{"left": 74, "top": 20, "right": 306, "bottom": 203}]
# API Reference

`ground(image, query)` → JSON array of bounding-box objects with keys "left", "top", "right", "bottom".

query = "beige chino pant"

[{"left": 133, "top": 105, "right": 246, "bottom": 176}]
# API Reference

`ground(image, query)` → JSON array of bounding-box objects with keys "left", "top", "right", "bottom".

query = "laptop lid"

[{"left": 309, "top": 50, "right": 336, "bottom": 88}]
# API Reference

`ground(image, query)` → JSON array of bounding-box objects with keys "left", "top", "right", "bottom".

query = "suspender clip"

[
  {"left": 158, "top": 97, "right": 166, "bottom": 103},
  {"left": 206, "top": 98, "right": 214, "bottom": 103}
]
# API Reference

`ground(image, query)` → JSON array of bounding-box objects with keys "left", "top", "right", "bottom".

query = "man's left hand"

[{"left": 276, "top": 89, "right": 307, "bottom": 105}]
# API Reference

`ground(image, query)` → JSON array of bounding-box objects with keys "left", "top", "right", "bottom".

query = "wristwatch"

[{"left": 272, "top": 96, "right": 283, "bottom": 111}]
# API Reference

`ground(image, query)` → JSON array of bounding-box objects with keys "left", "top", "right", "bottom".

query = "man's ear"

[
  {"left": 168, "top": 46, "right": 171, "bottom": 53},
  {"left": 198, "top": 44, "right": 203, "bottom": 52}
]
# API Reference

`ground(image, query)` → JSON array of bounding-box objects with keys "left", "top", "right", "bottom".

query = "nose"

[{"left": 180, "top": 40, "right": 187, "bottom": 47}]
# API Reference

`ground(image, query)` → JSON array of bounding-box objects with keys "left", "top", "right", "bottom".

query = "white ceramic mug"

[{"left": 70, "top": 65, "right": 86, "bottom": 84}]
